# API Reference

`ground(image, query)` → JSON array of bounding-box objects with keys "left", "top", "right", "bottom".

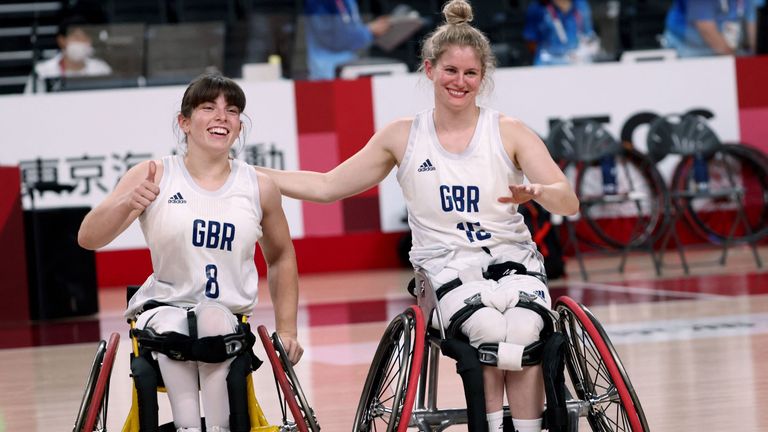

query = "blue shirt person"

[
  {"left": 303, "top": 0, "right": 391, "bottom": 80},
  {"left": 662, "top": 0, "right": 757, "bottom": 57},
  {"left": 523, "top": 0, "right": 599, "bottom": 66}
]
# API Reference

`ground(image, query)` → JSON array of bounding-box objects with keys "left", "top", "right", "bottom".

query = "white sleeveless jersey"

[
  {"left": 397, "top": 107, "right": 540, "bottom": 276},
  {"left": 125, "top": 155, "right": 263, "bottom": 319}
]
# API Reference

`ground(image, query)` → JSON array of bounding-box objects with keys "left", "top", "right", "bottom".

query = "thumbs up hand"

[{"left": 130, "top": 161, "right": 160, "bottom": 212}]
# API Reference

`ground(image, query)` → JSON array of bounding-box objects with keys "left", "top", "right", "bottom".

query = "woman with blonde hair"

[{"left": 257, "top": 1, "right": 578, "bottom": 430}]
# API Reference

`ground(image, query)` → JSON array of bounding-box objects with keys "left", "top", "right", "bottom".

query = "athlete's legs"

[
  {"left": 460, "top": 306, "right": 507, "bottom": 413},
  {"left": 136, "top": 306, "right": 202, "bottom": 429},
  {"left": 498, "top": 274, "right": 550, "bottom": 428},
  {"left": 194, "top": 301, "right": 239, "bottom": 431}
]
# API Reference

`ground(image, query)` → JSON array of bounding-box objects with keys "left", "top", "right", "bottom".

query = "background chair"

[
  {"left": 547, "top": 119, "right": 668, "bottom": 280},
  {"left": 647, "top": 114, "right": 767, "bottom": 273}
]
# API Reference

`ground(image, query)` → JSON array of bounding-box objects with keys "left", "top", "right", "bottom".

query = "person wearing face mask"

[{"left": 24, "top": 15, "right": 112, "bottom": 94}]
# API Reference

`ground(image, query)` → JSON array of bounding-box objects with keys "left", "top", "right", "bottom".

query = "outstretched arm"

[
  {"left": 256, "top": 170, "right": 303, "bottom": 364},
  {"left": 78, "top": 160, "right": 161, "bottom": 250},
  {"left": 499, "top": 117, "right": 579, "bottom": 216},
  {"left": 255, "top": 119, "right": 408, "bottom": 202}
]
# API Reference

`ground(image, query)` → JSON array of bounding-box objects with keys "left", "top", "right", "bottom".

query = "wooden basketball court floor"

[{"left": 2, "top": 244, "right": 767, "bottom": 432}]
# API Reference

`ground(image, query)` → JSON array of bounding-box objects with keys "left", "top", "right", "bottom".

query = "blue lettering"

[
  {"left": 452, "top": 186, "right": 465, "bottom": 212},
  {"left": 440, "top": 185, "right": 479, "bottom": 213},
  {"left": 206, "top": 221, "right": 221, "bottom": 249},
  {"left": 192, "top": 219, "right": 235, "bottom": 251},
  {"left": 467, "top": 186, "right": 479, "bottom": 212},
  {"left": 221, "top": 223, "right": 235, "bottom": 251},
  {"left": 440, "top": 185, "right": 453, "bottom": 211},
  {"left": 192, "top": 219, "right": 205, "bottom": 247}
]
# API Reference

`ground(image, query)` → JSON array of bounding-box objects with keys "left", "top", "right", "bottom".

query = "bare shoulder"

[
  {"left": 498, "top": 113, "right": 536, "bottom": 147},
  {"left": 253, "top": 168, "right": 278, "bottom": 191},
  {"left": 498, "top": 113, "right": 530, "bottom": 136},
  {"left": 374, "top": 117, "right": 415, "bottom": 161},
  {"left": 378, "top": 117, "right": 414, "bottom": 141}
]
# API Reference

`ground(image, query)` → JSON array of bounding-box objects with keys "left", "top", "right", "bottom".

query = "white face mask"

[{"left": 64, "top": 41, "right": 93, "bottom": 63}]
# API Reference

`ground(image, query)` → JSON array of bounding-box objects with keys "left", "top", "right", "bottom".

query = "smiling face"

[
  {"left": 178, "top": 94, "right": 242, "bottom": 154},
  {"left": 425, "top": 45, "right": 483, "bottom": 111}
]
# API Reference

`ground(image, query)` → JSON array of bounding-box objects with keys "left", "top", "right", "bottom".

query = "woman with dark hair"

[{"left": 79, "top": 73, "right": 303, "bottom": 432}]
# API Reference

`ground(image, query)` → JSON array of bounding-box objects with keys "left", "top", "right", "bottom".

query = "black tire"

[
  {"left": 75, "top": 332, "right": 120, "bottom": 432},
  {"left": 352, "top": 306, "right": 424, "bottom": 432},
  {"left": 575, "top": 148, "right": 668, "bottom": 249},
  {"left": 671, "top": 144, "right": 768, "bottom": 244},
  {"left": 555, "top": 297, "right": 648, "bottom": 432}
]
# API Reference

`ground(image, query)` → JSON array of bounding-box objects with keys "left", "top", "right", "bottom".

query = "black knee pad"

[
  {"left": 226, "top": 352, "right": 253, "bottom": 432},
  {"left": 131, "top": 353, "right": 160, "bottom": 432}
]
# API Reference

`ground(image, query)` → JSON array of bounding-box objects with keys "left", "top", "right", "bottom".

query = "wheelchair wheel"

[
  {"left": 74, "top": 332, "right": 120, "bottom": 432},
  {"left": 671, "top": 144, "right": 768, "bottom": 244},
  {"left": 353, "top": 305, "right": 424, "bottom": 432},
  {"left": 555, "top": 297, "right": 648, "bottom": 432},
  {"left": 575, "top": 148, "right": 668, "bottom": 250},
  {"left": 257, "top": 325, "right": 319, "bottom": 432}
]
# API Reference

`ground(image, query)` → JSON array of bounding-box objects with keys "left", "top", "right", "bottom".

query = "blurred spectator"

[
  {"left": 303, "top": 0, "right": 391, "bottom": 80},
  {"left": 661, "top": 0, "right": 757, "bottom": 57},
  {"left": 24, "top": 15, "right": 112, "bottom": 94},
  {"left": 523, "top": 0, "right": 600, "bottom": 66}
]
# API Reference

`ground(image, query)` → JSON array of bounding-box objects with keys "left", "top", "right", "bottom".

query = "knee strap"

[
  {"left": 477, "top": 338, "right": 546, "bottom": 368},
  {"left": 132, "top": 321, "right": 257, "bottom": 363},
  {"left": 445, "top": 301, "right": 484, "bottom": 339}
]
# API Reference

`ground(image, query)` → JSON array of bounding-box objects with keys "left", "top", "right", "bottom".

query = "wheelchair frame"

[
  {"left": 73, "top": 311, "right": 320, "bottom": 431},
  {"left": 352, "top": 272, "right": 649, "bottom": 432},
  {"left": 74, "top": 332, "right": 121, "bottom": 432}
]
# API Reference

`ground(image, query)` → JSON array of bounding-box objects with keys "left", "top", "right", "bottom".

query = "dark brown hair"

[{"left": 180, "top": 73, "right": 246, "bottom": 118}]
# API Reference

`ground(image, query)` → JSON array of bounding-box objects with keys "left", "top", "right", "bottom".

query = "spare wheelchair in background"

[
  {"left": 74, "top": 286, "right": 320, "bottom": 432},
  {"left": 352, "top": 270, "right": 649, "bottom": 432},
  {"left": 646, "top": 113, "right": 767, "bottom": 272},
  {"left": 547, "top": 119, "right": 669, "bottom": 280}
]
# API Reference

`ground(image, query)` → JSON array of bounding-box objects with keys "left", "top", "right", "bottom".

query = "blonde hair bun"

[{"left": 443, "top": 0, "right": 473, "bottom": 25}]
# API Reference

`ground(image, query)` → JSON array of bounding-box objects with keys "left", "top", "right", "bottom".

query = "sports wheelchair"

[
  {"left": 73, "top": 288, "right": 320, "bottom": 432},
  {"left": 352, "top": 268, "right": 649, "bottom": 432}
]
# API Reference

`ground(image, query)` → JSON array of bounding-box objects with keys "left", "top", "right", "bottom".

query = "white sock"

[
  {"left": 487, "top": 410, "right": 504, "bottom": 431},
  {"left": 512, "top": 417, "right": 542, "bottom": 432}
]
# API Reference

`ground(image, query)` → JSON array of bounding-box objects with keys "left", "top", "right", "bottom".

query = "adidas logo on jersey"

[
  {"left": 417, "top": 159, "right": 436, "bottom": 172},
  {"left": 168, "top": 192, "right": 187, "bottom": 204}
]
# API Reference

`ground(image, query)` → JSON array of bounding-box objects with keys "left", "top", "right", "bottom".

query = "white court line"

[
  {"left": 566, "top": 280, "right": 731, "bottom": 300},
  {"left": 604, "top": 313, "right": 768, "bottom": 344}
]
